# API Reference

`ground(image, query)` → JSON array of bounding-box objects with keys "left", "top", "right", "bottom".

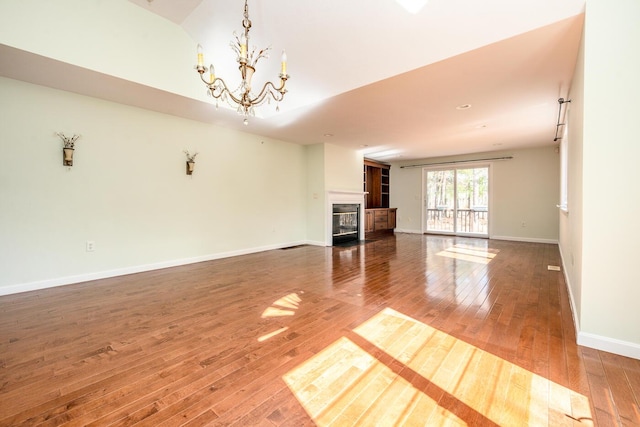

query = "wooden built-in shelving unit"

[{"left": 364, "top": 159, "right": 396, "bottom": 233}]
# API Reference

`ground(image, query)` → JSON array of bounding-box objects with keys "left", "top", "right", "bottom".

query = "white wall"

[
  {"left": 575, "top": 0, "right": 640, "bottom": 357},
  {"left": 304, "top": 143, "right": 364, "bottom": 245},
  {"left": 559, "top": 27, "right": 585, "bottom": 329},
  {"left": 0, "top": 0, "right": 201, "bottom": 100},
  {"left": 324, "top": 143, "right": 364, "bottom": 193},
  {"left": 0, "top": 77, "right": 308, "bottom": 294},
  {"left": 391, "top": 165, "right": 423, "bottom": 231},
  {"left": 391, "top": 146, "right": 560, "bottom": 243},
  {"left": 305, "top": 144, "right": 326, "bottom": 245}
]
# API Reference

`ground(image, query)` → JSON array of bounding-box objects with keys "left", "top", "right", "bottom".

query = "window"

[{"left": 559, "top": 110, "right": 569, "bottom": 212}]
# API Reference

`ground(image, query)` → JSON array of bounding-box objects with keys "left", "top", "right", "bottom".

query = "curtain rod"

[
  {"left": 554, "top": 97, "right": 571, "bottom": 142},
  {"left": 399, "top": 156, "right": 513, "bottom": 169}
]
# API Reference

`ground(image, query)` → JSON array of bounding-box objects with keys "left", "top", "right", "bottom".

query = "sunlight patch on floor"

[
  {"left": 436, "top": 246, "right": 498, "bottom": 264},
  {"left": 454, "top": 243, "right": 500, "bottom": 254},
  {"left": 282, "top": 337, "right": 465, "bottom": 425},
  {"left": 272, "top": 293, "right": 302, "bottom": 309},
  {"left": 261, "top": 292, "right": 301, "bottom": 318},
  {"left": 354, "top": 308, "right": 592, "bottom": 426},
  {"left": 258, "top": 326, "right": 289, "bottom": 342},
  {"left": 283, "top": 307, "right": 592, "bottom": 426},
  {"left": 259, "top": 293, "right": 302, "bottom": 342}
]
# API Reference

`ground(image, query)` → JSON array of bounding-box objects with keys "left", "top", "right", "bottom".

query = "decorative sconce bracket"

[
  {"left": 184, "top": 150, "right": 199, "bottom": 175},
  {"left": 57, "top": 132, "right": 80, "bottom": 166},
  {"left": 63, "top": 147, "right": 75, "bottom": 166},
  {"left": 186, "top": 161, "right": 195, "bottom": 175}
]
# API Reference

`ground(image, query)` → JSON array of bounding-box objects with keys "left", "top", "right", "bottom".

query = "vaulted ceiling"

[{"left": 2, "top": 0, "right": 586, "bottom": 161}]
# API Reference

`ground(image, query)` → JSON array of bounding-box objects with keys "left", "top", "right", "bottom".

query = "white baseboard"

[
  {"left": 305, "top": 239, "right": 328, "bottom": 247},
  {"left": 490, "top": 235, "right": 558, "bottom": 244},
  {"left": 394, "top": 231, "right": 559, "bottom": 244},
  {"left": 0, "top": 240, "right": 309, "bottom": 297},
  {"left": 578, "top": 332, "right": 640, "bottom": 360},
  {"left": 394, "top": 228, "right": 423, "bottom": 234},
  {"left": 558, "top": 245, "right": 581, "bottom": 335},
  {"left": 559, "top": 245, "right": 640, "bottom": 360}
]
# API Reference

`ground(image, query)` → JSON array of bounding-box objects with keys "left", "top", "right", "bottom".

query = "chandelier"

[{"left": 195, "top": 0, "right": 289, "bottom": 125}]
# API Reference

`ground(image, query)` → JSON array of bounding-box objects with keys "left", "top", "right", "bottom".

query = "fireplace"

[
  {"left": 326, "top": 191, "right": 366, "bottom": 246},
  {"left": 332, "top": 204, "right": 360, "bottom": 245}
]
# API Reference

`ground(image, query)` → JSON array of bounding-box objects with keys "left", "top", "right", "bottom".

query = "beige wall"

[
  {"left": 570, "top": 0, "right": 640, "bottom": 357},
  {"left": 0, "top": 77, "right": 308, "bottom": 293},
  {"left": 391, "top": 146, "right": 560, "bottom": 243}
]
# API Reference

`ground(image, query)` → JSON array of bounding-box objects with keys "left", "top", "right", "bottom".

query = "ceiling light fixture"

[
  {"left": 195, "top": 0, "right": 289, "bottom": 125},
  {"left": 395, "top": 0, "right": 429, "bottom": 14},
  {"left": 456, "top": 104, "right": 472, "bottom": 110}
]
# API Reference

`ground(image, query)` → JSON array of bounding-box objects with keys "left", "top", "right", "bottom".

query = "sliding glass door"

[{"left": 425, "top": 166, "right": 489, "bottom": 236}]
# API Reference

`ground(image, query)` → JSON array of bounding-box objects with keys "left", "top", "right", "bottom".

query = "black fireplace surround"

[{"left": 332, "top": 204, "right": 360, "bottom": 245}]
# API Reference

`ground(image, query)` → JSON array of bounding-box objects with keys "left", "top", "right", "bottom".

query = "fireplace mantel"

[{"left": 326, "top": 191, "right": 366, "bottom": 246}]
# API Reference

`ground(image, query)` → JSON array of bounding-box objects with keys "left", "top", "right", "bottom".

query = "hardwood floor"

[{"left": 0, "top": 234, "right": 638, "bottom": 426}]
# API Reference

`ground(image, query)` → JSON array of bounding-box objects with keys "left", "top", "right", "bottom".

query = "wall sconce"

[
  {"left": 184, "top": 150, "right": 199, "bottom": 175},
  {"left": 56, "top": 132, "right": 80, "bottom": 166}
]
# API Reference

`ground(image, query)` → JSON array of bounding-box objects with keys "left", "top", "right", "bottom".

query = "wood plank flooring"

[{"left": 0, "top": 234, "right": 638, "bottom": 426}]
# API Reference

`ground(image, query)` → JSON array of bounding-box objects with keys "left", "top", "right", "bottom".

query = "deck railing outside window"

[{"left": 427, "top": 208, "right": 487, "bottom": 234}]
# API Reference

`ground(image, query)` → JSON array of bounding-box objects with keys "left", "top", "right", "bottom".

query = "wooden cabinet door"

[
  {"left": 365, "top": 210, "right": 375, "bottom": 232},
  {"left": 388, "top": 208, "right": 397, "bottom": 229}
]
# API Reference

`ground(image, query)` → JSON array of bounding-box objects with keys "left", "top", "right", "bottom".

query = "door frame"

[{"left": 421, "top": 163, "right": 493, "bottom": 238}]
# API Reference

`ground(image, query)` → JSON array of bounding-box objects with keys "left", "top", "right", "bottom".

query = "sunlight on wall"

[{"left": 283, "top": 307, "right": 592, "bottom": 426}]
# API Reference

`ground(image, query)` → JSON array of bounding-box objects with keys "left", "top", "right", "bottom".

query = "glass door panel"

[
  {"left": 426, "top": 169, "right": 455, "bottom": 233},
  {"left": 425, "top": 166, "right": 489, "bottom": 236},
  {"left": 455, "top": 168, "right": 488, "bottom": 235}
]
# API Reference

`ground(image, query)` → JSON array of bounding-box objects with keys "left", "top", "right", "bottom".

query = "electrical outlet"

[{"left": 86, "top": 241, "right": 95, "bottom": 252}]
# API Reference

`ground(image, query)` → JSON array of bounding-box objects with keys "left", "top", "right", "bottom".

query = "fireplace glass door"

[{"left": 332, "top": 204, "right": 360, "bottom": 245}]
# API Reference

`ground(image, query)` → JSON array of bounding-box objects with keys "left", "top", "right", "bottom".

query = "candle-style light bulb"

[
  {"left": 281, "top": 50, "right": 287, "bottom": 75},
  {"left": 209, "top": 64, "right": 215, "bottom": 83},
  {"left": 197, "top": 44, "right": 204, "bottom": 67},
  {"left": 240, "top": 34, "right": 247, "bottom": 60}
]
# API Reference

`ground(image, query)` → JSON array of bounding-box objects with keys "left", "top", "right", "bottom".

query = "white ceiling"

[{"left": 5, "top": 0, "right": 587, "bottom": 161}]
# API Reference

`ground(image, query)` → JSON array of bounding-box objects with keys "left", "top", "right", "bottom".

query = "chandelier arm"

[
  {"left": 247, "top": 78, "right": 288, "bottom": 105},
  {"left": 213, "top": 82, "right": 244, "bottom": 106},
  {"left": 198, "top": 73, "right": 246, "bottom": 106}
]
